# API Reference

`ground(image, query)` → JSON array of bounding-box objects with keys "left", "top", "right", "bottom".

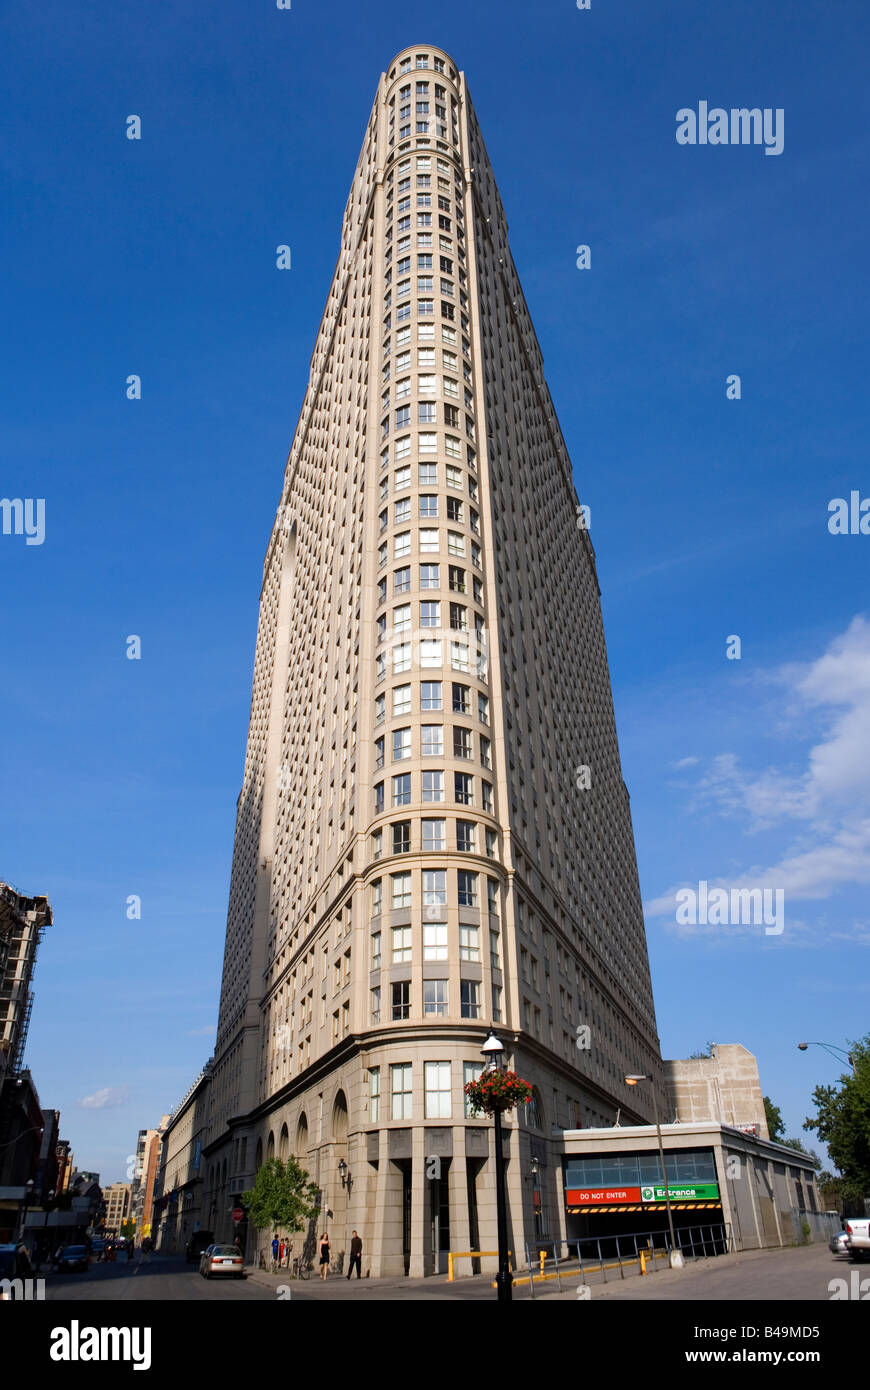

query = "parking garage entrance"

[{"left": 564, "top": 1147, "right": 729, "bottom": 1257}]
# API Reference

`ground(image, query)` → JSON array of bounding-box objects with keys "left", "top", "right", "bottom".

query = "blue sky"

[{"left": 2, "top": 0, "right": 867, "bottom": 1182}]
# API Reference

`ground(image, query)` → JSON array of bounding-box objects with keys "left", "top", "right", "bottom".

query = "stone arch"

[
  {"left": 279, "top": 1122, "right": 289, "bottom": 1160},
  {"left": 254, "top": 1138, "right": 263, "bottom": 1172},
  {"left": 266, "top": 1130, "right": 275, "bottom": 1161},
  {"left": 332, "top": 1089, "right": 349, "bottom": 1143},
  {"left": 295, "top": 1111, "right": 309, "bottom": 1154}
]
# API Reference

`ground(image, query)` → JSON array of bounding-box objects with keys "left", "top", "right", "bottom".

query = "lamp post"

[
  {"left": 481, "top": 1030, "right": 512, "bottom": 1302},
  {"left": 529, "top": 1155, "right": 542, "bottom": 1241},
  {"left": 625, "top": 1074, "right": 680, "bottom": 1267},
  {"left": 797, "top": 1042, "right": 856, "bottom": 1075}
]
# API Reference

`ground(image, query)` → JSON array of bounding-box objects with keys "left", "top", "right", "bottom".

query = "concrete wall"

[{"left": 666, "top": 1044, "right": 769, "bottom": 1138}]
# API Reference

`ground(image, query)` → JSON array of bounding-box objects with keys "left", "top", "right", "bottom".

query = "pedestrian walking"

[
  {"left": 318, "top": 1232, "right": 331, "bottom": 1280},
  {"left": 346, "top": 1231, "right": 362, "bottom": 1280},
  {"left": 279, "top": 1238, "right": 286, "bottom": 1268},
  {"left": 271, "top": 1235, "right": 279, "bottom": 1271},
  {"left": 126, "top": 1240, "right": 133, "bottom": 1261}
]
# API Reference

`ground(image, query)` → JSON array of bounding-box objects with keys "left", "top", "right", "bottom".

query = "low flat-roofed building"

[{"left": 558, "top": 1120, "right": 828, "bottom": 1257}]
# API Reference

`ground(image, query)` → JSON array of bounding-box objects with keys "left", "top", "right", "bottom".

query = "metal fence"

[
  {"left": 527, "top": 1223, "right": 733, "bottom": 1270},
  {"left": 787, "top": 1208, "right": 840, "bottom": 1244},
  {"left": 522, "top": 1223, "right": 734, "bottom": 1296}
]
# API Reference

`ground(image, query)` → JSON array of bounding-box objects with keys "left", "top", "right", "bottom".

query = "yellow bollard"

[
  {"left": 447, "top": 1252, "right": 454, "bottom": 1282},
  {"left": 640, "top": 1250, "right": 647, "bottom": 1276},
  {"left": 539, "top": 1251, "right": 546, "bottom": 1275}
]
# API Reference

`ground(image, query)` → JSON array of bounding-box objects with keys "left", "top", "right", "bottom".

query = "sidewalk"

[
  {"left": 534, "top": 1243, "right": 829, "bottom": 1301},
  {"left": 243, "top": 1243, "right": 829, "bottom": 1301},
  {"left": 243, "top": 1262, "right": 495, "bottom": 1300}
]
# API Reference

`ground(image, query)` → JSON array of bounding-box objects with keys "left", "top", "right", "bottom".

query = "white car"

[
  {"left": 199, "top": 1244, "right": 244, "bottom": 1279},
  {"left": 844, "top": 1219, "right": 870, "bottom": 1262}
]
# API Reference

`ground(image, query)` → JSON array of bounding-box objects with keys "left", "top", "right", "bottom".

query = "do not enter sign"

[{"left": 232, "top": 1208, "right": 244, "bottom": 1223}]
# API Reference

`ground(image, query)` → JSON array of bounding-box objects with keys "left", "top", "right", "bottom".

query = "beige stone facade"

[
  {"left": 202, "top": 44, "right": 666, "bottom": 1277},
  {"left": 103, "top": 1182, "right": 131, "bottom": 1235},
  {"left": 153, "top": 1069, "right": 211, "bottom": 1252}
]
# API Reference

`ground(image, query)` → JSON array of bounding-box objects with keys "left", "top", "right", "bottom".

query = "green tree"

[
  {"left": 803, "top": 1034, "right": 870, "bottom": 1194},
  {"left": 778, "top": 1137, "right": 822, "bottom": 1170},
  {"left": 818, "top": 1170, "right": 866, "bottom": 1214},
  {"left": 120, "top": 1219, "right": 135, "bottom": 1239},
  {"left": 242, "top": 1157, "right": 320, "bottom": 1237},
  {"left": 688, "top": 1042, "right": 715, "bottom": 1060},
  {"left": 763, "top": 1095, "right": 786, "bottom": 1142}
]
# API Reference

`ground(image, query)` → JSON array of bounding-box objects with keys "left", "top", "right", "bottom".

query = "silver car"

[
  {"left": 199, "top": 1244, "right": 244, "bottom": 1279},
  {"left": 829, "top": 1230, "right": 850, "bottom": 1257}
]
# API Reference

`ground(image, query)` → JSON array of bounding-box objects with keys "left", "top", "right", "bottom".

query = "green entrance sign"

[{"left": 640, "top": 1183, "right": 720, "bottom": 1202}]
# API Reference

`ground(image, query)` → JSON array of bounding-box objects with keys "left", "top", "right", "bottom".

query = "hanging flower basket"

[{"left": 464, "top": 1070, "right": 533, "bottom": 1116}]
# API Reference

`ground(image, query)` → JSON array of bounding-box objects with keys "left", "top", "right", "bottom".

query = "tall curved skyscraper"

[{"left": 203, "top": 43, "right": 665, "bottom": 1278}]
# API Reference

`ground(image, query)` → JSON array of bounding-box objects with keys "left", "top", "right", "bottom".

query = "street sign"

[
  {"left": 640, "top": 1183, "right": 720, "bottom": 1202},
  {"left": 231, "top": 1207, "right": 244, "bottom": 1223},
  {"left": 566, "top": 1187, "right": 643, "bottom": 1205}
]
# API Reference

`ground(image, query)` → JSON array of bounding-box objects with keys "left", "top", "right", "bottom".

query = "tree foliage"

[
  {"left": 803, "top": 1034, "right": 870, "bottom": 1195},
  {"left": 242, "top": 1157, "right": 320, "bottom": 1235},
  {"left": 688, "top": 1042, "right": 716, "bottom": 1060},
  {"left": 763, "top": 1095, "right": 786, "bottom": 1142},
  {"left": 818, "top": 1170, "right": 866, "bottom": 1214},
  {"left": 777, "top": 1137, "right": 822, "bottom": 1169}
]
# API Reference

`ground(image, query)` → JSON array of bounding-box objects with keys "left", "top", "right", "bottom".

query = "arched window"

[
  {"left": 332, "top": 1090, "right": 348, "bottom": 1143},
  {"left": 296, "top": 1112, "right": 309, "bottom": 1154},
  {"left": 279, "top": 1123, "right": 289, "bottom": 1160},
  {"left": 522, "top": 1088, "right": 544, "bottom": 1131}
]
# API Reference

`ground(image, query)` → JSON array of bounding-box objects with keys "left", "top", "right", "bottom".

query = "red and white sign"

[
  {"left": 566, "top": 1187, "right": 643, "bottom": 1206},
  {"left": 231, "top": 1207, "right": 244, "bottom": 1223}
]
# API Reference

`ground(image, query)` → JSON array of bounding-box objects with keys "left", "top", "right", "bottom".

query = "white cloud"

[
  {"left": 672, "top": 756, "right": 700, "bottom": 769},
  {"left": 79, "top": 1086, "right": 128, "bottom": 1110},
  {"left": 647, "top": 618, "right": 870, "bottom": 926},
  {"left": 693, "top": 616, "right": 870, "bottom": 828}
]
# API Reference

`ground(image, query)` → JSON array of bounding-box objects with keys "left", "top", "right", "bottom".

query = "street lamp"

[
  {"left": 481, "top": 1029, "right": 512, "bottom": 1302},
  {"left": 337, "top": 1159, "right": 352, "bottom": 1192},
  {"left": 625, "top": 1074, "right": 682, "bottom": 1269},
  {"left": 797, "top": 1042, "right": 856, "bottom": 1075}
]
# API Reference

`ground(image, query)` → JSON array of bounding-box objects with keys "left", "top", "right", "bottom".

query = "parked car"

[
  {"left": 829, "top": 1230, "right": 850, "bottom": 1257},
  {"left": 199, "top": 1244, "right": 244, "bottom": 1279},
  {"left": 844, "top": 1218, "right": 870, "bottom": 1261},
  {"left": 90, "top": 1239, "right": 108, "bottom": 1262},
  {"left": 56, "top": 1245, "right": 90, "bottom": 1273},
  {"left": 185, "top": 1230, "right": 215, "bottom": 1264}
]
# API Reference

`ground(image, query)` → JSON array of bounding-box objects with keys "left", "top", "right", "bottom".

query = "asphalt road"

[
  {"left": 43, "top": 1252, "right": 274, "bottom": 1301},
  {"left": 38, "top": 1242, "right": 861, "bottom": 1302}
]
